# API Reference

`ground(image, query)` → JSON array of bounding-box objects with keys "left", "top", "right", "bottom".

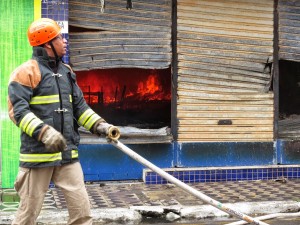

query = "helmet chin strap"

[{"left": 49, "top": 41, "right": 60, "bottom": 63}]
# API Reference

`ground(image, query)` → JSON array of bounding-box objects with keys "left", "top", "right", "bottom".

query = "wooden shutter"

[
  {"left": 278, "top": 0, "right": 300, "bottom": 62},
  {"left": 69, "top": 0, "right": 172, "bottom": 70},
  {"left": 176, "top": 0, "right": 274, "bottom": 142}
]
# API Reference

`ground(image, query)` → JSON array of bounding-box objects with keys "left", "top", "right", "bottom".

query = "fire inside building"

[
  {"left": 2, "top": 0, "right": 300, "bottom": 188},
  {"left": 76, "top": 68, "right": 171, "bottom": 129},
  {"left": 67, "top": 0, "right": 300, "bottom": 182}
]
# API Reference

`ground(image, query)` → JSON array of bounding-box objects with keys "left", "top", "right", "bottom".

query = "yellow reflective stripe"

[
  {"left": 78, "top": 109, "right": 94, "bottom": 126},
  {"left": 84, "top": 113, "right": 101, "bottom": 130},
  {"left": 72, "top": 150, "right": 78, "bottom": 158},
  {"left": 20, "top": 152, "right": 61, "bottom": 162},
  {"left": 26, "top": 118, "right": 43, "bottom": 137},
  {"left": 19, "top": 113, "right": 43, "bottom": 137},
  {"left": 69, "top": 95, "right": 72, "bottom": 102},
  {"left": 20, "top": 150, "right": 78, "bottom": 163},
  {"left": 19, "top": 113, "right": 36, "bottom": 132},
  {"left": 30, "top": 95, "right": 60, "bottom": 104}
]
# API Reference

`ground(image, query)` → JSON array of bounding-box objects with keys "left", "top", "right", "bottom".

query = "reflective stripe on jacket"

[
  {"left": 20, "top": 150, "right": 79, "bottom": 163},
  {"left": 8, "top": 47, "right": 101, "bottom": 167}
]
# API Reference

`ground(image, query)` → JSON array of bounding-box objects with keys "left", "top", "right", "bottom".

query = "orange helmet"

[{"left": 27, "top": 18, "right": 61, "bottom": 46}]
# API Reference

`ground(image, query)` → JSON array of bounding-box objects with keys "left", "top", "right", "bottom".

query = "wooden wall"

[
  {"left": 69, "top": 0, "right": 172, "bottom": 70},
  {"left": 176, "top": 0, "right": 274, "bottom": 142},
  {"left": 69, "top": 0, "right": 276, "bottom": 143},
  {"left": 278, "top": 0, "right": 300, "bottom": 62}
]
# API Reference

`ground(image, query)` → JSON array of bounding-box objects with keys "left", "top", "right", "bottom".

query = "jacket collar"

[
  {"left": 32, "top": 46, "right": 50, "bottom": 61},
  {"left": 32, "top": 47, "right": 60, "bottom": 72}
]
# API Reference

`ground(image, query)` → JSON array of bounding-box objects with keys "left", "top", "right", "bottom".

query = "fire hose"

[
  {"left": 109, "top": 139, "right": 270, "bottom": 225},
  {"left": 225, "top": 212, "right": 300, "bottom": 225}
]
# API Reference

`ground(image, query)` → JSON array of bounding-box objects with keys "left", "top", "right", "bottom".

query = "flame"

[
  {"left": 76, "top": 69, "right": 171, "bottom": 105},
  {"left": 138, "top": 75, "right": 160, "bottom": 94}
]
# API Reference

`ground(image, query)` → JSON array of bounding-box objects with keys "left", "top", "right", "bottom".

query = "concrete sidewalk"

[{"left": 1, "top": 179, "right": 300, "bottom": 224}]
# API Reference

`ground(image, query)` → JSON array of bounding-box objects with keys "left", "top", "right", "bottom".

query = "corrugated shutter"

[
  {"left": 278, "top": 0, "right": 300, "bottom": 62},
  {"left": 69, "top": 0, "right": 172, "bottom": 70},
  {"left": 176, "top": 0, "right": 274, "bottom": 142}
]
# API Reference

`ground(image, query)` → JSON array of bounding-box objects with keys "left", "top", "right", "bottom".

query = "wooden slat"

[
  {"left": 178, "top": 73, "right": 269, "bottom": 86},
  {"left": 178, "top": 39, "right": 272, "bottom": 54},
  {"left": 178, "top": 118, "right": 273, "bottom": 125},
  {"left": 72, "top": 60, "right": 170, "bottom": 70},
  {"left": 178, "top": 139, "right": 272, "bottom": 142},
  {"left": 178, "top": 19, "right": 273, "bottom": 33},
  {"left": 177, "top": 133, "right": 273, "bottom": 140},
  {"left": 70, "top": 31, "right": 172, "bottom": 40},
  {"left": 177, "top": 11, "right": 273, "bottom": 26},
  {"left": 177, "top": 25, "right": 273, "bottom": 39},
  {"left": 72, "top": 46, "right": 171, "bottom": 58},
  {"left": 178, "top": 57, "right": 268, "bottom": 74},
  {"left": 178, "top": 46, "right": 271, "bottom": 64},
  {"left": 178, "top": 0, "right": 273, "bottom": 10},
  {"left": 178, "top": 98, "right": 273, "bottom": 105},
  {"left": 177, "top": 104, "right": 273, "bottom": 112},
  {"left": 178, "top": 62, "right": 271, "bottom": 79},
  {"left": 71, "top": 38, "right": 171, "bottom": 48},
  {"left": 177, "top": 90, "right": 273, "bottom": 100},
  {"left": 177, "top": 75, "right": 269, "bottom": 93},
  {"left": 178, "top": 32, "right": 273, "bottom": 46},
  {"left": 178, "top": 83, "right": 262, "bottom": 93},
  {"left": 177, "top": 112, "right": 273, "bottom": 118},
  {"left": 71, "top": 52, "right": 171, "bottom": 64},
  {"left": 178, "top": 126, "right": 273, "bottom": 132}
]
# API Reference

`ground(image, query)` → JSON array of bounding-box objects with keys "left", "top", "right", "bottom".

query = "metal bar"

[
  {"left": 273, "top": 0, "right": 279, "bottom": 140},
  {"left": 110, "top": 140, "right": 270, "bottom": 225},
  {"left": 171, "top": 0, "right": 178, "bottom": 141}
]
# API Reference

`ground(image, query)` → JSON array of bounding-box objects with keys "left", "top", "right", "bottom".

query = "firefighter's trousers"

[{"left": 12, "top": 162, "right": 92, "bottom": 225}]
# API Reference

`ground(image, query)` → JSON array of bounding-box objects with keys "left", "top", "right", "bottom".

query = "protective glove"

[
  {"left": 96, "top": 122, "right": 121, "bottom": 141},
  {"left": 41, "top": 126, "right": 67, "bottom": 153}
]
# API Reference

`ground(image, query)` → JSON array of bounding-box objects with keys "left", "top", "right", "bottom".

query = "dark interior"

[
  {"left": 278, "top": 60, "right": 300, "bottom": 139},
  {"left": 279, "top": 60, "right": 300, "bottom": 118},
  {"left": 76, "top": 68, "right": 171, "bottom": 128}
]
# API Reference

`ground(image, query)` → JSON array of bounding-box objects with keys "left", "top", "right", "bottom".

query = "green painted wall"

[{"left": 0, "top": 0, "right": 34, "bottom": 188}]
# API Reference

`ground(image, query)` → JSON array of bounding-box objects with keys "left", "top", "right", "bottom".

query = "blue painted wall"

[
  {"left": 276, "top": 139, "right": 300, "bottom": 165},
  {"left": 78, "top": 140, "right": 300, "bottom": 182},
  {"left": 79, "top": 143, "right": 174, "bottom": 181},
  {"left": 176, "top": 142, "right": 275, "bottom": 167}
]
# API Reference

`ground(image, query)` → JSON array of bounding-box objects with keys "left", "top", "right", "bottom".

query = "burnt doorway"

[
  {"left": 76, "top": 68, "right": 171, "bottom": 129},
  {"left": 278, "top": 60, "right": 300, "bottom": 139},
  {"left": 68, "top": 0, "right": 173, "bottom": 137}
]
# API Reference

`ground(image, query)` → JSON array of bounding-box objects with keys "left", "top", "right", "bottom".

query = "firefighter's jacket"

[{"left": 8, "top": 47, "right": 101, "bottom": 168}]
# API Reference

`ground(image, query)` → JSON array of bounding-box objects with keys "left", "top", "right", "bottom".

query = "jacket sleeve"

[
  {"left": 8, "top": 60, "right": 48, "bottom": 140},
  {"left": 67, "top": 67, "right": 103, "bottom": 133}
]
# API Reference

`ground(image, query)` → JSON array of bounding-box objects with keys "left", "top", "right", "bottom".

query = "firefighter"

[{"left": 8, "top": 18, "right": 120, "bottom": 225}]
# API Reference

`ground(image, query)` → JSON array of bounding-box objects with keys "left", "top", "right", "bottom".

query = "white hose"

[
  {"left": 110, "top": 140, "right": 270, "bottom": 225},
  {"left": 225, "top": 211, "right": 300, "bottom": 225}
]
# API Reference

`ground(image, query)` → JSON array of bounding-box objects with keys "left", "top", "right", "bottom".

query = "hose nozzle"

[{"left": 107, "top": 126, "right": 121, "bottom": 141}]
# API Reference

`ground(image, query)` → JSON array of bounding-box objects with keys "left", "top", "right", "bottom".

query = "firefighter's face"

[{"left": 50, "top": 33, "right": 67, "bottom": 57}]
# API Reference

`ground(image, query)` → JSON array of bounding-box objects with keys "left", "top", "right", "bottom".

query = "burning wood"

[
  {"left": 76, "top": 68, "right": 171, "bottom": 104},
  {"left": 75, "top": 68, "right": 171, "bottom": 130}
]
